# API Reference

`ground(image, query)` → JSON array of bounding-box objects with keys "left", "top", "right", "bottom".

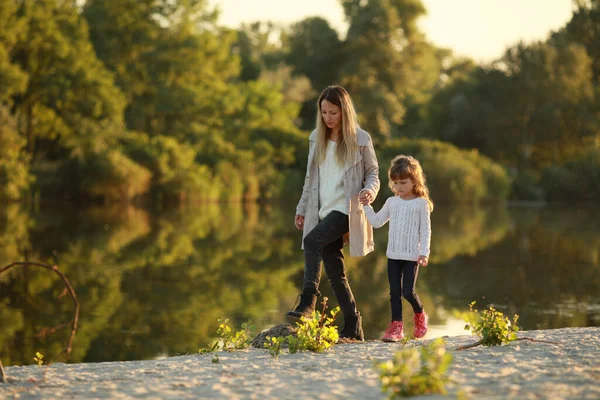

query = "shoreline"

[{"left": 1, "top": 327, "right": 599, "bottom": 399}]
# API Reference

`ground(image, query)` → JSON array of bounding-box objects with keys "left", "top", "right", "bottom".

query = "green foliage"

[
  {"left": 200, "top": 319, "right": 254, "bottom": 354},
  {"left": 426, "top": 39, "right": 597, "bottom": 175},
  {"left": 378, "top": 138, "right": 511, "bottom": 203},
  {"left": 78, "top": 150, "right": 152, "bottom": 202},
  {"left": 463, "top": 302, "right": 519, "bottom": 346},
  {"left": 375, "top": 338, "right": 452, "bottom": 398},
  {"left": 289, "top": 305, "right": 340, "bottom": 353},
  {"left": 264, "top": 336, "right": 285, "bottom": 359},
  {"left": 510, "top": 171, "right": 545, "bottom": 201},
  {"left": 11, "top": 0, "right": 126, "bottom": 159},
  {"left": 540, "top": 147, "right": 600, "bottom": 202},
  {"left": 234, "top": 22, "right": 283, "bottom": 82},
  {"left": 282, "top": 17, "right": 342, "bottom": 94},
  {"left": 1, "top": 0, "right": 599, "bottom": 202},
  {"left": 555, "top": 0, "right": 600, "bottom": 83},
  {"left": 0, "top": 107, "right": 32, "bottom": 201},
  {"left": 339, "top": 0, "right": 428, "bottom": 141},
  {"left": 33, "top": 351, "right": 44, "bottom": 366},
  {"left": 121, "top": 132, "right": 220, "bottom": 202},
  {"left": 263, "top": 300, "right": 340, "bottom": 358}
]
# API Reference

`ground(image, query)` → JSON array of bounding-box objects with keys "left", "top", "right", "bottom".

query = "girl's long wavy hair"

[
  {"left": 314, "top": 86, "right": 359, "bottom": 166},
  {"left": 388, "top": 155, "right": 434, "bottom": 212}
]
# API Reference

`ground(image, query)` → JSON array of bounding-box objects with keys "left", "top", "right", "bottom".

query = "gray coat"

[{"left": 296, "top": 128, "right": 380, "bottom": 256}]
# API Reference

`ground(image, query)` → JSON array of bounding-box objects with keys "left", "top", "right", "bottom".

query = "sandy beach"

[{"left": 1, "top": 327, "right": 599, "bottom": 399}]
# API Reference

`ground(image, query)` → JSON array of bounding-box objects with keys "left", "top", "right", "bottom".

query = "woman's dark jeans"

[
  {"left": 302, "top": 211, "right": 358, "bottom": 317},
  {"left": 387, "top": 258, "right": 423, "bottom": 321}
]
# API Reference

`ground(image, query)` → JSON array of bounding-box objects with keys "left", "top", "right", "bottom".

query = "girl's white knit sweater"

[{"left": 364, "top": 196, "right": 431, "bottom": 261}]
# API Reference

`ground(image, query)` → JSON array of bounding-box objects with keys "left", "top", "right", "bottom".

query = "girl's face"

[
  {"left": 391, "top": 178, "right": 415, "bottom": 199},
  {"left": 321, "top": 100, "right": 342, "bottom": 132}
]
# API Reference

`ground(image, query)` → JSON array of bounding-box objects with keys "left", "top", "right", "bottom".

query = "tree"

[
  {"left": 283, "top": 17, "right": 342, "bottom": 92},
  {"left": 281, "top": 17, "right": 342, "bottom": 128},
  {"left": 0, "top": 107, "right": 32, "bottom": 201},
  {"left": 339, "top": 0, "right": 427, "bottom": 142},
  {"left": 554, "top": 0, "right": 600, "bottom": 83},
  {"left": 234, "top": 22, "right": 284, "bottom": 82},
  {"left": 9, "top": 0, "right": 126, "bottom": 164},
  {"left": 501, "top": 41, "right": 596, "bottom": 170},
  {"left": 427, "top": 41, "right": 597, "bottom": 171},
  {"left": 84, "top": 0, "right": 239, "bottom": 140}
]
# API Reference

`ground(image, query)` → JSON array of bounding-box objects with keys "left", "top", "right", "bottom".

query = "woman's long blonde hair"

[
  {"left": 388, "top": 155, "right": 434, "bottom": 212},
  {"left": 314, "top": 86, "right": 359, "bottom": 165}
]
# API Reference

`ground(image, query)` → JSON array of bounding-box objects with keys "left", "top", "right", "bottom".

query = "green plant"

[
  {"left": 33, "top": 352, "right": 44, "bottom": 366},
  {"left": 264, "top": 297, "right": 340, "bottom": 358},
  {"left": 211, "top": 354, "right": 219, "bottom": 364},
  {"left": 463, "top": 301, "right": 519, "bottom": 347},
  {"left": 375, "top": 338, "right": 452, "bottom": 398},
  {"left": 286, "top": 335, "right": 301, "bottom": 354},
  {"left": 290, "top": 298, "right": 340, "bottom": 353},
  {"left": 264, "top": 336, "right": 285, "bottom": 359},
  {"left": 200, "top": 319, "right": 254, "bottom": 354}
]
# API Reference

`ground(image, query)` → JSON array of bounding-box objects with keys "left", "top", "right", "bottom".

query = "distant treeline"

[{"left": 1, "top": 0, "right": 598, "bottom": 204}]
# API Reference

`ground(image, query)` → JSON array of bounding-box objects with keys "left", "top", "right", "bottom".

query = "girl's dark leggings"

[{"left": 388, "top": 258, "right": 423, "bottom": 321}]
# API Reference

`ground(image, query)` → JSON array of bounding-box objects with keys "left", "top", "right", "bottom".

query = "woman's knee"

[
  {"left": 324, "top": 260, "right": 347, "bottom": 281},
  {"left": 303, "top": 232, "right": 320, "bottom": 252}
]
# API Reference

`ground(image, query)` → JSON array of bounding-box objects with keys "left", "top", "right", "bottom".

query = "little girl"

[{"left": 360, "top": 155, "right": 433, "bottom": 341}]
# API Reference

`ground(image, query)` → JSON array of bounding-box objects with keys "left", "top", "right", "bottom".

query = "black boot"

[
  {"left": 339, "top": 312, "right": 364, "bottom": 341},
  {"left": 286, "top": 291, "right": 318, "bottom": 323}
]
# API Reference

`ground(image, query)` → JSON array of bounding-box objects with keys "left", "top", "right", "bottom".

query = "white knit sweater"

[
  {"left": 364, "top": 196, "right": 431, "bottom": 261},
  {"left": 318, "top": 141, "right": 347, "bottom": 220}
]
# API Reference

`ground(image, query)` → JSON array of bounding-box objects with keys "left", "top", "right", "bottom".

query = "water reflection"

[{"left": 0, "top": 202, "right": 598, "bottom": 366}]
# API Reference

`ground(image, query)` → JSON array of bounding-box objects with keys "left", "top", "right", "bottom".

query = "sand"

[{"left": 1, "top": 327, "right": 599, "bottom": 399}]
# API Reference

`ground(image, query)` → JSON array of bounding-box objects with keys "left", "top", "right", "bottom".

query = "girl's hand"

[
  {"left": 294, "top": 215, "right": 305, "bottom": 230},
  {"left": 358, "top": 189, "right": 374, "bottom": 205},
  {"left": 417, "top": 256, "right": 428, "bottom": 267}
]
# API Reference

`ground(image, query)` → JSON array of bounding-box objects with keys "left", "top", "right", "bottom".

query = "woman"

[{"left": 287, "top": 85, "right": 380, "bottom": 340}]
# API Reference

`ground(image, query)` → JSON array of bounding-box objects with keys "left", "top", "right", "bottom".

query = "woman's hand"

[
  {"left": 359, "top": 189, "right": 374, "bottom": 206},
  {"left": 417, "top": 256, "right": 429, "bottom": 267},
  {"left": 294, "top": 215, "right": 305, "bottom": 230}
]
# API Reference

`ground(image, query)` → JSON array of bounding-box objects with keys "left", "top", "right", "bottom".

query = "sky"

[{"left": 208, "top": 0, "right": 575, "bottom": 63}]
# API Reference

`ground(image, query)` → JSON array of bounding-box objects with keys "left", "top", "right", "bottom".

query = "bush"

[
  {"left": 510, "top": 171, "right": 544, "bottom": 201},
  {"left": 375, "top": 338, "right": 452, "bottom": 398},
  {"left": 378, "top": 139, "right": 510, "bottom": 204},
  {"left": 81, "top": 150, "right": 152, "bottom": 202},
  {"left": 264, "top": 299, "right": 340, "bottom": 357},
  {"left": 540, "top": 148, "right": 600, "bottom": 202},
  {"left": 122, "top": 132, "right": 221, "bottom": 202},
  {"left": 200, "top": 319, "right": 254, "bottom": 353},
  {"left": 462, "top": 301, "right": 519, "bottom": 346}
]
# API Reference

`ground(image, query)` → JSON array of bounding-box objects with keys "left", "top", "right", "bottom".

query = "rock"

[{"left": 251, "top": 324, "right": 297, "bottom": 348}]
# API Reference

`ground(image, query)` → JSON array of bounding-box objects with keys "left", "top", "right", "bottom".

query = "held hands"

[
  {"left": 358, "top": 189, "right": 374, "bottom": 206},
  {"left": 417, "top": 256, "right": 429, "bottom": 267},
  {"left": 294, "top": 215, "right": 304, "bottom": 230}
]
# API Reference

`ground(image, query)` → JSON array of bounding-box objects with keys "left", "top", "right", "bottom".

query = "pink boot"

[
  {"left": 413, "top": 311, "right": 428, "bottom": 338},
  {"left": 382, "top": 321, "right": 404, "bottom": 342}
]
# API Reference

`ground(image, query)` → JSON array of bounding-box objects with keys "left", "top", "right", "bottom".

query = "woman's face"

[{"left": 321, "top": 100, "right": 342, "bottom": 131}]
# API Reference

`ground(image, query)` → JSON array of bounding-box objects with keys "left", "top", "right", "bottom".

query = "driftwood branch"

[
  {"left": 456, "top": 336, "right": 559, "bottom": 351},
  {"left": 456, "top": 339, "right": 484, "bottom": 351},
  {"left": 0, "top": 262, "right": 80, "bottom": 384},
  {"left": 512, "top": 337, "right": 559, "bottom": 345}
]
